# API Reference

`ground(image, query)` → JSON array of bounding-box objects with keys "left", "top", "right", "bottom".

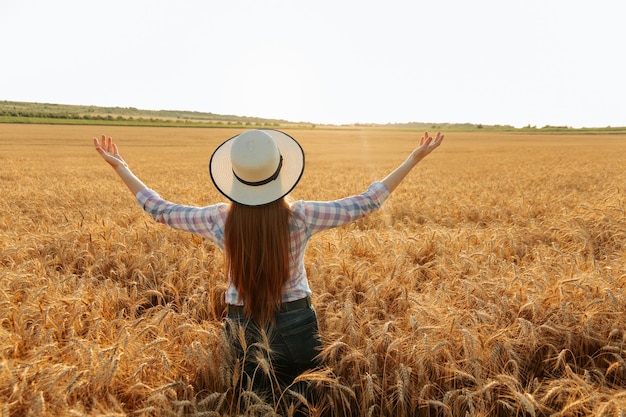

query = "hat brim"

[{"left": 209, "top": 129, "right": 305, "bottom": 206}]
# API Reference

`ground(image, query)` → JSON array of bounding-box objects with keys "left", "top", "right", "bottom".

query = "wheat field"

[{"left": 1, "top": 124, "right": 625, "bottom": 416}]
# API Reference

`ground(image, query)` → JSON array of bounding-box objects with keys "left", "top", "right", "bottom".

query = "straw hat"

[{"left": 209, "top": 129, "right": 305, "bottom": 206}]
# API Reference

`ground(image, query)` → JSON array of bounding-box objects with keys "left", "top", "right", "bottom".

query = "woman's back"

[
  {"left": 225, "top": 199, "right": 292, "bottom": 324},
  {"left": 93, "top": 128, "right": 444, "bottom": 397}
]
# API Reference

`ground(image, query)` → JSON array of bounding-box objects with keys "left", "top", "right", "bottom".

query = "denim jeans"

[{"left": 224, "top": 305, "right": 322, "bottom": 393}]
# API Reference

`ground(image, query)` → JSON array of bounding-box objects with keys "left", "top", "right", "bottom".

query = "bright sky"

[{"left": 1, "top": 0, "right": 624, "bottom": 127}]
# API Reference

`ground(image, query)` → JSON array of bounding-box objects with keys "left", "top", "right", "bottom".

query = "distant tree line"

[
  {"left": 0, "top": 108, "right": 295, "bottom": 128},
  {"left": 0, "top": 101, "right": 300, "bottom": 127},
  {"left": 1, "top": 101, "right": 623, "bottom": 132},
  {"left": 0, "top": 109, "right": 273, "bottom": 124}
]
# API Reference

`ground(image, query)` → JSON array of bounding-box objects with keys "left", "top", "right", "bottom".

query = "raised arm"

[
  {"left": 93, "top": 134, "right": 148, "bottom": 196},
  {"left": 380, "top": 131, "right": 444, "bottom": 193}
]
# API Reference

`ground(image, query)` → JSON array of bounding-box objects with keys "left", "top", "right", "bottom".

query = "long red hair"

[{"left": 224, "top": 198, "right": 292, "bottom": 324}]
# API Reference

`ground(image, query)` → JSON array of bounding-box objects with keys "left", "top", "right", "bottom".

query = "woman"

[{"left": 93, "top": 129, "right": 443, "bottom": 392}]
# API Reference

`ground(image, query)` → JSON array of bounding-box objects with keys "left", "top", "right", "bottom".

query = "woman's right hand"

[{"left": 93, "top": 134, "right": 128, "bottom": 170}]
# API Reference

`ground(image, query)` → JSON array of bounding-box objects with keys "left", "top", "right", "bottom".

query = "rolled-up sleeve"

[
  {"left": 136, "top": 189, "right": 228, "bottom": 247},
  {"left": 298, "top": 181, "right": 390, "bottom": 235}
]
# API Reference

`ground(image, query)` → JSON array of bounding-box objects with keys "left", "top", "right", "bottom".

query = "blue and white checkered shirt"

[{"left": 136, "top": 181, "right": 390, "bottom": 305}]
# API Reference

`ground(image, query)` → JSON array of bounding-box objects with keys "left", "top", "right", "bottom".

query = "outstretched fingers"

[
  {"left": 432, "top": 132, "right": 444, "bottom": 147},
  {"left": 104, "top": 135, "right": 113, "bottom": 153},
  {"left": 93, "top": 134, "right": 115, "bottom": 154},
  {"left": 112, "top": 142, "right": 120, "bottom": 157},
  {"left": 420, "top": 131, "right": 428, "bottom": 146},
  {"left": 93, "top": 134, "right": 127, "bottom": 170},
  {"left": 413, "top": 131, "right": 444, "bottom": 161},
  {"left": 420, "top": 131, "right": 435, "bottom": 148}
]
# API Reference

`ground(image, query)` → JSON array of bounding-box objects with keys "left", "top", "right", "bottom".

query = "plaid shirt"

[{"left": 136, "top": 181, "right": 390, "bottom": 305}]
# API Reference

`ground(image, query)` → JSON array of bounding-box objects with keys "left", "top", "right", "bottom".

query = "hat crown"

[
  {"left": 209, "top": 129, "right": 304, "bottom": 206},
  {"left": 230, "top": 130, "right": 281, "bottom": 184}
]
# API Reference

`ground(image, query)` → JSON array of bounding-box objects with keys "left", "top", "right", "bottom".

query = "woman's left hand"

[
  {"left": 93, "top": 134, "right": 128, "bottom": 170},
  {"left": 409, "top": 131, "right": 444, "bottom": 163}
]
